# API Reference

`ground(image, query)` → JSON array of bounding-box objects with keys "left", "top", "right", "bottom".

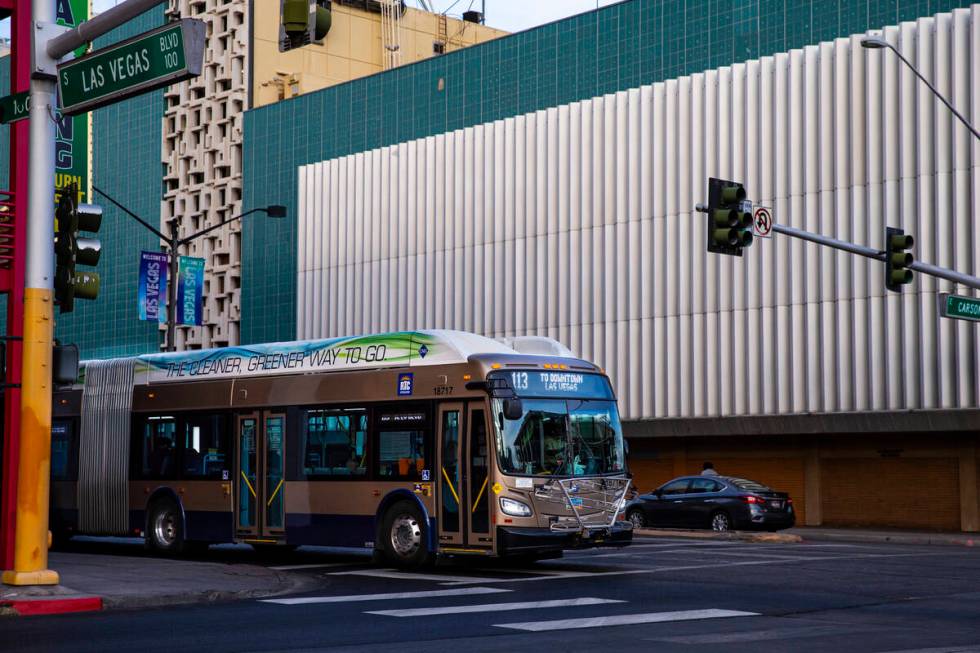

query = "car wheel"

[
  {"left": 146, "top": 498, "right": 186, "bottom": 555},
  {"left": 627, "top": 509, "right": 646, "bottom": 528},
  {"left": 710, "top": 511, "right": 732, "bottom": 532},
  {"left": 380, "top": 501, "right": 433, "bottom": 570}
]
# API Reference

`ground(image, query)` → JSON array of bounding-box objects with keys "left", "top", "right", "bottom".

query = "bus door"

[
  {"left": 437, "top": 402, "right": 492, "bottom": 550},
  {"left": 236, "top": 411, "right": 286, "bottom": 540}
]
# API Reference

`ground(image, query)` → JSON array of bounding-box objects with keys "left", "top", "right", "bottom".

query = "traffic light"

[
  {"left": 884, "top": 226, "right": 914, "bottom": 292},
  {"left": 54, "top": 186, "right": 102, "bottom": 313},
  {"left": 280, "top": 0, "right": 332, "bottom": 52},
  {"left": 705, "top": 177, "right": 753, "bottom": 256}
]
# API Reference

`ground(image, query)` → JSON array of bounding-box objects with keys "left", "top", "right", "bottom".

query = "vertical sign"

[
  {"left": 55, "top": 0, "right": 91, "bottom": 205},
  {"left": 177, "top": 256, "right": 204, "bottom": 326},
  {"left": 137, "top": 251, "right": 168, "bottom": 322}
]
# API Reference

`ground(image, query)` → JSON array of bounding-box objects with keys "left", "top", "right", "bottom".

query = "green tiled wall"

[
  {"left": 0, "top": 8, "right": 164, "bottom": 359},
  {"left": 242, "top": 0, "right": 973, "bottom": 345}
]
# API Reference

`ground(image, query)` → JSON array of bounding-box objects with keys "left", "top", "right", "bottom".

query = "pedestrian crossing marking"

[
  {"left": 330, "top": 568, "right": 502, "bottom": 584},
  {"left": 261, "top": 587, "right": 510, "bottom": 605},
  {"left": 367, "top": 597, "right": 624, "bottom": 617},
  {"left": 495, "top": 608, "right": 760, "bottom": 631}
]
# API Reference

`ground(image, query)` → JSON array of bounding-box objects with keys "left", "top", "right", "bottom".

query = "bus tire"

[
  {"left": 380, "top": 501, "right": 432, "bottom": 570},
  {"left": 146, "top": 498, "right": 187, "bottom": 555}
]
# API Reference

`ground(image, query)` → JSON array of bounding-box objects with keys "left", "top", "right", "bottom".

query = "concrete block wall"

[{"left": 163, "top": 0, "right": 248, "bottom": 350}]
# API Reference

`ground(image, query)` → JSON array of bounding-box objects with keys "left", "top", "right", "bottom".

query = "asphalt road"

[{"left": 4, "top": 537, "right": 980, "bottom": 653}]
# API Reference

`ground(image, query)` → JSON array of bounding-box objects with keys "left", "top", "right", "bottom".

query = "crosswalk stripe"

[
  {"left": 367, "top": 597, "right": 625, "bottom": 617},
  {"left": 261, "top": 587, "right": 510, "bottom": 605},
  {"left": 330, "top": 569, "right": 501, "bottom": 584},
  {"left": 495, "top": 608, "right": 760, "bottom": 631}
]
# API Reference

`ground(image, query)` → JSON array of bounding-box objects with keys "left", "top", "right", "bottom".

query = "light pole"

[
  {"left": 93, "top": 185, "right": 285, "bottom": 352},
  {"left": 860, "top": 35, "right": 980, "bottom": 142}
]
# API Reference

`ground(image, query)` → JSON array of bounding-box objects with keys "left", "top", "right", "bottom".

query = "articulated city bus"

[{"left": 50, "top": 330, "right": 632, "bottom": 567}]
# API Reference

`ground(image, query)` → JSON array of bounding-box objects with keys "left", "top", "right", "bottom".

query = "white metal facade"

[{"left": 297, "top": 8, "right": 980, "bottom": 422}]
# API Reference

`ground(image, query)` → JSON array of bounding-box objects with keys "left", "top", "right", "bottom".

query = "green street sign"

[
  {"left": 57, "top": 19, "right": 205, "bottom": 116},
  {"left": 939, "top": 293, "right": 980, "bottom": 322},
  {"left": 0, "top": 91, "right": 30, "bottom": 125}
]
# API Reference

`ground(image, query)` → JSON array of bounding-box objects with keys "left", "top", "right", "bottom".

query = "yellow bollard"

[{"left": 2, "top": 288, "right": 59, "bottom": 586}]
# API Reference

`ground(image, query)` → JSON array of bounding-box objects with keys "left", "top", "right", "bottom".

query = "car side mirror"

[
  {"left": 654, "top": 489, "right": 663, "bottom": 498},
  {"left": 502, "top": 398, "right": 523, "bottom": 420}
]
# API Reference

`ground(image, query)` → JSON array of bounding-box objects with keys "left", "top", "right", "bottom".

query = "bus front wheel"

[{"left": 380, "top": 501, "right": 433, "bottom": 570}]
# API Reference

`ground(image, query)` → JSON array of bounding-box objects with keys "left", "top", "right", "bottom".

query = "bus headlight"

[{"left": 499, "top": 497, "right": 533, "bottom": 517}]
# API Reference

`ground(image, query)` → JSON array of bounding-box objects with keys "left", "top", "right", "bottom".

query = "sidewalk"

[
  {"left": 787, "top": 526, "right": 979, "bottom": 548},
  {"left": 1, "top": 549, "right": 312, "bottom": 616}
]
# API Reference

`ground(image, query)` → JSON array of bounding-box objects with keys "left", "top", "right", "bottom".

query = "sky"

[
  {"left": 3, "top": 1, "right": 620, "bottom": 44},
  {"left": 89, "top": 0, "right": 621, "bottom": 33}
]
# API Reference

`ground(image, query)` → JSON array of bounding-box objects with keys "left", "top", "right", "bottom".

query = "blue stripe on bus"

[{"left": 286, "top": 513, "right": 375, "bottom": 548}]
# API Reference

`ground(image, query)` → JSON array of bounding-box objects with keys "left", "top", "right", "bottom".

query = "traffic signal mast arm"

[{"left": 767, "top": 221, "right": 980, "bottom": 292}]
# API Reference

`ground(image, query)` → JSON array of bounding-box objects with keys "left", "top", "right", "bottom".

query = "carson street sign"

[
  {"left": 938, "top": 292, "right": 980, "bottom": 323},
  {"left": 57, "top": 18, "right": 205, "bottom": 116}
]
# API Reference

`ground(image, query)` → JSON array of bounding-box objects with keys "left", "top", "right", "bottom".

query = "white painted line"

[
  {"left": 367, "top": 597, "right": 624, "bottom": 617},
  {"left": 885, "top": 644, "right": 980, "bottom": 653},
  {"left": 496, "top": 608, "right": 759, "bottom": 631},
  {"left": 442, "top": 551, "right": 971, "bottom": 585},
  {"left": 268, "top": 563, "right": 360, "bottom": 571},
  {"left": 261, "top": 587, "right": 510, "bottom": 605},
  {"left": 331, "top": 569, "right": 502, "bottom": 584}
]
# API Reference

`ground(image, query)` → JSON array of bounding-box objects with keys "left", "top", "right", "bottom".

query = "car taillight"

[
  {"left": 787, "top": 498, "right": 793, "bottom": 504},
  {"left": 743, "top": 496, "right": 761, "bottom": 504}
]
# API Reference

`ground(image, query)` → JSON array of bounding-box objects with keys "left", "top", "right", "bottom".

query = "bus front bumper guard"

[{"left": 497, "top": 522, "right": 633, "bottom": 555}]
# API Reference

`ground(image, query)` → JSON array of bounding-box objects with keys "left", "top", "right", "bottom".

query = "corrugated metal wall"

[{"left": 297, "top": 7, "right": 980, "bottom": 421}]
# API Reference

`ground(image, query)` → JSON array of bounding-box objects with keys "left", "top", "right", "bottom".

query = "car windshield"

[
  {"left": 492, "top": 398, "right": 626, "bottom": 477},
  {"left": 729, "top": 477, "right": 771, "bottom": 492}
]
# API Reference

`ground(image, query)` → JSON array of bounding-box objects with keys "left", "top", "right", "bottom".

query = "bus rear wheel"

[
  {"left": 146, "top": 498, "right": 187, "bottom": 555},
  {"left": 380, "top": 501, "right": 432, "bottom": 570}
]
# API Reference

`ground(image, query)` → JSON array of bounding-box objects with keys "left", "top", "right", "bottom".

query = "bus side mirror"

[{"left": 502, "top": 398, "right": 523, "bottom": 420}]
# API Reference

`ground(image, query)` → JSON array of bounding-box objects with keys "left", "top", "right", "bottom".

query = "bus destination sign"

[
  {"left": 501, "top": 370, "right": 614, "bottom": 400},
  {"left": 57, "top": 19, "right": 206, "bottom": 116}
]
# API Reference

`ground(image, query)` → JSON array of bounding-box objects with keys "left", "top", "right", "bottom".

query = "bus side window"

[
  {"left": 139, "top": 415, "right": 178, "bottom": 479},
  {"left": 377, "top": 429, "right": 426, "bottom": 480},
  {"left": 182, "top": 413, "right": 228, "bottom": 479},
  {"left": 51, "top": 419, "right": 76, "bottom": 481},
  {"left": 303, "top": 408, "right": 368, "bottom": 478}
]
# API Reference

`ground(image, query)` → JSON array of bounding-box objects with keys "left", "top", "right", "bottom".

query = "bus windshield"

[{"left": 493, "top": 397, "right": 626, "bottom": 477}]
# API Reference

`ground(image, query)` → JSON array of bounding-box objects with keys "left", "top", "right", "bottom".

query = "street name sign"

[
  {"left": 57, "top": 18, "right": 206, "bottom": 116},
  {"left": 0, "top": 91, "right": 30, "bottom": 125},
  {"left": 938, "top": 293, "right": 980, "bottom": 323}
]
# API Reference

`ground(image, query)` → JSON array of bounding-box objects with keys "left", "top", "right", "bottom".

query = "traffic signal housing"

[
  {"left": 280, "top": 0, "right": 332, "bottom": 52},
  {"left": 706, "top": 177, "right": 753, "bottom": 256},
  {"left": 884, "top": 226, "right": 914, "bottom": 292},
  {"left": 54, "top": 187, "right": 102, "bottom": 314}
]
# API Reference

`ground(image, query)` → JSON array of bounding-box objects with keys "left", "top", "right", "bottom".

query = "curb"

[
  {"left": 634, "top": 528, "right": 802, "bottom": 544},
  {"left": 0, "top": 596, "right": 103, "bottom": 616},
  {"left": 0, "top": 564, "right": 316, "bottom": 617},
  {"left": 790, "top": 530, "right": 979, "bottom": 548}
]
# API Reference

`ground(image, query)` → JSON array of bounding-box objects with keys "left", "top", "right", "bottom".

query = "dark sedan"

[{"left": 625, "top": 475, "right": 796, "bottom": 531}]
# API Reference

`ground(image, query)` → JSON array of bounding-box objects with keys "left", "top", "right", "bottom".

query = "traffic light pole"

[
  {"left": 3, "top": 0, "right": 170, "bottom": 588},
  {"left": 2, "top": 0, "right": 60, "bottom": 586},
  {"left": 769, "top": 222, "right": 980, "bottom": 292}
]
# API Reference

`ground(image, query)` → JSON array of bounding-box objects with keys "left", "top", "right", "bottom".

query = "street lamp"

[
  {"left": 93, "top": 185, "right": 286, "bottom": 351},
  {"left": 860, "top": 34, "right": 980, "bottom": 142}
]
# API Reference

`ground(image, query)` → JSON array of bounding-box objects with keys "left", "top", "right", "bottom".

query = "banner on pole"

[
  {"left": 137, "top": 251, "right": 168, "bottom": 322},
  {"left": 177, "top": 256, "right": 204, "bottom": 326}
]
